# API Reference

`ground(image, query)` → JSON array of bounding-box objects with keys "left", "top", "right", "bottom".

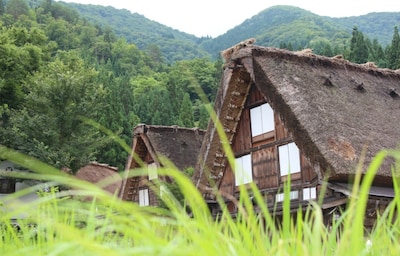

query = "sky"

[{"left": 57, "top": 0, "right": 400, "bottom": 38}]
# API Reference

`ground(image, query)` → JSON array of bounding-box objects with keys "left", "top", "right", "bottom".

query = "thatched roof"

[
  {"left": 127, "top": 124, "right": 206, "bottom": 170},
  {"left": 194, "top": 46, "right": 400, "bottom": 189},
  {"left": 75, "top": 162, "right": 121, "bottom": 195}
]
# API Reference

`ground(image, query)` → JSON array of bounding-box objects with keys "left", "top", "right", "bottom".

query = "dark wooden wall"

[{"left": 219, "top": 84, "right": 318, "bottom": 197}]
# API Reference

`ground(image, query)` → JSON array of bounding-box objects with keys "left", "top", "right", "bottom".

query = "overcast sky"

[{"left": 58, "top": 0, "right": 400, "bottom": 37}]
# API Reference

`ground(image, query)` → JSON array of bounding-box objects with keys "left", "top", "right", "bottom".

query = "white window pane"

[
  {"left": 242, "top": 154, "right": 253, "bottom": 184},
  {"left": 250, "top": 106, "right": 263, "bottom": 137},
  {"left": 279, "top": 142, "right": 301, "bottom": 176},
  {"left": 303, "top": 187, "right": 317, "bottom": 200},
  {"left": 291, "top": 190, "right": 299, "bottom": 200},
  {"left": 288, "top": 142, "right": 301, "bottom": 173},
  {"left": 276, "top": 193, "right": 284, "bottom": 202},
  {"left": 139, "top": 188, "right": 149, "bottom": 206},
  {"left": 279, "top": 144, "right": 289, "bottom": 176},
  {"left": 303, "top": 188, "right": 310, "bottom": 200},
  {"left": 160, "top": 184, "right": 167, "bottom": 198},
  {"left": 310, "top": 187, "right": 317, "bottom": 199},
  {"left": 234, "top": 158, "right": 241, "bottom": 185},
  {"left": 261, "top": 103, "right": 274, "bottom": 133},
  {"left": 235, "top": 154, "right": 253, "bottom": 185},
  {"left": 250, "top": 103, "right": 274, "bottom": 137},
  {"left": 148, "top": 162, "right": 158, "bottom": 180},
  {"left": 275, "top": 190, "right": 298, "bottom": 202}
]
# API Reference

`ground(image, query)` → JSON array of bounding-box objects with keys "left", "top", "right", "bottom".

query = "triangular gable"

[{"left": 120, "top": 124, "right": 205, "bottom": 201}]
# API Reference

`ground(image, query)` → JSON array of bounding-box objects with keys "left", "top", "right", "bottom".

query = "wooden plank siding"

[{"left": 218, "top": 84, "right": 318, "bottom": 204}]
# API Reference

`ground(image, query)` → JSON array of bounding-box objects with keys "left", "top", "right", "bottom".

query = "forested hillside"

[
  {"left": 330, "top": 12, "right": 400, "bottom": 46},
  {"left": 0, "top": 0, "right": 220, "bottom": 171},
  {"left": 1, "top": 0, "right": 399, "bottom": 173},
  {"left": 61, "top": 2, "right": 212, "bottom": 63},
  {"left": 63, "top": 3, "right": 400, "bottom": 60}
]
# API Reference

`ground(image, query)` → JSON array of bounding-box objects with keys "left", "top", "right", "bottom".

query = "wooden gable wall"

[
  {"left": 122, "top": 135, "right": 159, "bottom": 206},
  {"left": 219, "top": 84, "right": 318, "bottom": 200}
]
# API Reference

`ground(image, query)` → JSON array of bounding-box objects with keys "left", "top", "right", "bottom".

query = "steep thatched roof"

[
  {"left": 194, "top": 46, "right": 400, "bottom": 189},
  {"left": 75, "top": 162, "right": 121, "bottom": 195},
  {"left": 128, "top": 124, "right": 206, "bottom": 171}
]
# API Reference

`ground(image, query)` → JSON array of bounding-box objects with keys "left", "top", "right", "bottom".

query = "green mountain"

[
  {"left": 328, "top": 12, "right": 400, "bottom": 46},
  {"left": 61, "top": 2, "right": 212, "bottom": 62},
  {"left": 62, "top": 3, "right": 400, "bottom": 61},
  {"left": 201, "top": 5, "right": 351, "bottom": 57}
]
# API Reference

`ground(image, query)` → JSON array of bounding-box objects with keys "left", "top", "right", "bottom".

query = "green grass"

[{"left": 1, "top": 147, "right": 400, "bottom": 255}]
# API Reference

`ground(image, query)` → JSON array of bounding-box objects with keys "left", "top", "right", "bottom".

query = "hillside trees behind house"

[
  {"left": 0, "top": 0, "right": 219, "bottom": 172},
  {"left": 347, "top": 26, "right": 400, "bottom": 68},
  {"left": 62, "top": 2, "right": 211, "bottom": 63}
]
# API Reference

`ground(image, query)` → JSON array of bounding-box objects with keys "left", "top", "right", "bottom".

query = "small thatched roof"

[
  {"left": 127, "top": 124, "right": 206, "bottom": 170},
  {"left": 75, "top": 162, "right": 121, "bottom": 196},
  {"left": 194, "top": 46, "right": 400, "bottom": 189},
  {"left": 119, "top": 124, "right": 205, "bottom": 200}
]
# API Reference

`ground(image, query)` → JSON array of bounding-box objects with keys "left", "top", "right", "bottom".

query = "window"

[
  {"left": 160, "top": 184, "right": 167, "bottom": 198},
  {"left": 303, "top": 187, "right": 317, "bottom": 200},
  {"left": 148, "top": 162, "right": 158, "bottom": 180},
  {"left": 275, "top": 190, "right": 299, "bottom": 202},
  {"left": 139, "top": 188, "right": 149, "bottom": 206},
  {"left": 0, "top": 179, "right": 16, "bottom": 194},
  {"left": 278, "top": 142, "right": 301, "bottom": 176},
  {"left": 235, "top": 154, "right": 252, "bottom": 185},
  {"left": 250, "top": 103, "right": 274, "bottom": 137}
]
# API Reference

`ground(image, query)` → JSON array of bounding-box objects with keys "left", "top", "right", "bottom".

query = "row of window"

[
  {"left": 275, "top": 187, "right": 317, "bottom": 202},
  {"left": 138, "top": 186, "right": 317, "bottom": 207},
  {"left": 234, "top": 102, "right": 301, "bottom": 185},
  {"left": 235, "top": 142, "right": 301, "bottom": 186},
  {"left": 139, "top": 187, "right": 317, "bottom": 206},
  {"left": 147, "top": 142, "right": 301, "bottom": 189}
]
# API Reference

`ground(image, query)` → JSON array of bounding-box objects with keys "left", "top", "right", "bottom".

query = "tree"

[
  {"left": 178, "top": 93, "right": 194, "bottom": 127},
  {"left": 387, "top": 26, "right": 400, "bottom": 69},
  {"left": 197, "top": 103, "right": 210, "bottom": 129},
  {"left": 349, "top": 27, "right": 368, "bottom": 64},
  {"left": 369, "top": 38, "right": 386, "bottom": 67},
  {"left": 95, "top": 75, "right": 140, "bottom": 170},
  {"left": 5, "top": 0, "right": 29, "bottom": 20},
  {"left": 1, "top": 53, "right": 108, "bottom": 172}
]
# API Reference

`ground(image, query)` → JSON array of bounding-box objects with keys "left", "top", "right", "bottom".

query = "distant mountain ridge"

[{"left": 62, "top": 2, "right": 400, "bottom": 62}]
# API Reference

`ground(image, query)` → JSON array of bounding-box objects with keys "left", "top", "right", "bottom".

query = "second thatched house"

[
  {"left": 119, "top": 124, "right": 205, "bottom": 206},
  {"left": 75, "top": 162, "right": 122, "bottom": 198},
  {"left": 192, "top": 45, "right": 400, "bottom": 226}
]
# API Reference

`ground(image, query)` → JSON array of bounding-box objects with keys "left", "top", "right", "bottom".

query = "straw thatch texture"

[
  {"left": 133, "top": 124, "right": 206, "bottom": 171},
  {"left": 75, "top": 162, "right": 121, "bottom": 196}
]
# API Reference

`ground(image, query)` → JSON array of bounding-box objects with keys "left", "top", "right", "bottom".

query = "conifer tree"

[
  {"left": 349, "top": 26, "right": 368, "bottom": 64},
  {"left": 178, "top": 93, "right": 194, "bottom": 128},
  {"left": 387, "top": 26, "right": 400, "bottom": 69}
]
